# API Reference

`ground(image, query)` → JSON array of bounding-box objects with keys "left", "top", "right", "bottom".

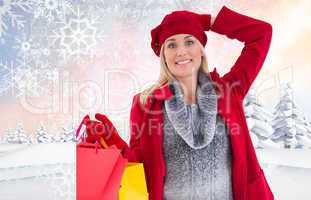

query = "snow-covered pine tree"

[
  {"left": 0, "top": 131, "right": 5, "bottom": 144},
  {"left": 1, "top": 128, "right": 15, "bottom": 144},
  {"left": 59, "top": 122, "right": 76, "bottom": 143},
  {"left": 305, "top": 119, "right": 311, "bottom": 141},
  {"left": 298, "top": 116, "right": 311, "bottom": 149},
  {"left": 36, "top": 122, "right": 52, "bottom": 143},
  {"left": 271, "top": 84, "right": 311, "bottom": 148},
  {"left": 244, "top": 89, "right": 278, "bottom": 148},
  {"left": 8, "top": 122, "right": 32, "bottom": 144},
  {"left": 52, "top": 134, "right": 61, "bottom": 143}
]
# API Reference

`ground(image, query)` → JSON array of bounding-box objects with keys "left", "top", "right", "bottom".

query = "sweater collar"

[{"left": 163, "top": 69, "right": 218, "bottom": 149}]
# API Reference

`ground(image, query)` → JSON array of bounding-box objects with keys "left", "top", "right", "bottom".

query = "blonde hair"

[{"left": 139, "top": 40, "right": 210, "bottom": 106}]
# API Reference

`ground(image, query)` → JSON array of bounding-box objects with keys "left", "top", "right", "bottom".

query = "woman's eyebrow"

[{"left": 165, "top": 35, "right": 193, "bottom": 43}]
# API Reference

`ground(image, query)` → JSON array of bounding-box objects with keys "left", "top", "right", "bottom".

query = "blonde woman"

[{"left": 93, "top": 5, "right": 273, "bottom": 200}]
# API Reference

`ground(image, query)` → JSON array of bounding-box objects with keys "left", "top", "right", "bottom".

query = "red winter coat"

[{"left": 104, "top": 5, "right": 274, "bottom": 200}]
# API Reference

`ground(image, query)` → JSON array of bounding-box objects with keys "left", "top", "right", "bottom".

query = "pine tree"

[
  {"left": 271, "top": 84, "right": 311, "bottom": 148},
  {"left": 2, "top": 128, "right": 15, "bottom": 144},
  {"left": 36, "top": 122, "right": 52, "bottom": 143},
  {"left": 7, "top": 122, "right": 32, "bottom": 144},
  {"left": 244, "top": 89, "right": 277, "bottom": 148},
  {"left": 52, "top": 134, "right": 61, "bottom": 143},
  {"left": 305, "top": 119, "right": 311, "bottom": 141},
  {"left": 59, "top": 123, "right": 76, "bottom": 143}
]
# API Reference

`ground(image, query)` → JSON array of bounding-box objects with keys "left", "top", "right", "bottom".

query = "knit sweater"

[{"left": 162, "top": 70, "right": 233, "bottom": 200}]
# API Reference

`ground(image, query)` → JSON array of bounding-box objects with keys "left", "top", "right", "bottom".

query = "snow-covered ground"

[
  {"left": 256, "top": 148, "right": 311, "bottom": 200},
  {"left": 0, "top": 143, "right": 75, "bottom": 200},
  {"left": 0, "top": 144, "right": 310, "bottom": 200}
]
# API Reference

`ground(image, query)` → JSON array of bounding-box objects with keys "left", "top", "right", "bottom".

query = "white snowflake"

[
  {"left": 45, "top": 163, "right": 76, "bottom": 200},
  {"left": 49, "top": 7, "right": 102, "bottom": 64},
  {"left": 13, "top": 33, "right": 34, "bottom": 57},
  {"left": 0, "top": 0, "right": 35, "bottom": 37},
  {"left": 0, "top": 57, "right": 61, "bottom": 98}
]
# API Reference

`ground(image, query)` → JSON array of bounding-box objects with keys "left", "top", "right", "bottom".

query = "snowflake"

[
  {"left": 13, "top": 65, "right": 43, "bottom": 97},
  {"left": 0, "top": 57, "right": 61, "bottom": 98},
  {"left": 13, "top": 33, "right": 34, "bottom": 57},
  {"left": 44, "top": 163, "right": 76, "bottom": 200},
  {"left": 0, "top": 0, "right": 35, "bottom": 37},
  {"left": 49, "top": 7, "right": 102, "bottom": 64}
]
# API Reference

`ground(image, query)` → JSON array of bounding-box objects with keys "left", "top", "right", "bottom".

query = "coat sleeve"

[
  {"left": 121, "top": 94, "right": 144, "bottom": 162},
  {"left": 210, "top": 6, "right": 273, "bottom": 99}
]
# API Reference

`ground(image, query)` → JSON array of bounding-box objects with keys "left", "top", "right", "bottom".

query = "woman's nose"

[{"left": 176, "top": 45, "right": 187, "bottom": 57}]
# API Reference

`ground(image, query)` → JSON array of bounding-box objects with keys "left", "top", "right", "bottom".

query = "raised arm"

[{"left": 210, "top": 6, "right": 273, "bottom": 99}]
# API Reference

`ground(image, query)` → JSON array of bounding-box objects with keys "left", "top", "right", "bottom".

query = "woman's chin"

[
  {"left": 174, "top": 65, "right": 198, "bottom": 74},
  {"left": 173, "top": 70, "right": 198, "bottom": 79}
]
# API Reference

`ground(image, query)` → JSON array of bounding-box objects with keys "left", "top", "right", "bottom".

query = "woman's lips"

[{"left": 175, "top": 59, "right": 192, "bottom": 65}]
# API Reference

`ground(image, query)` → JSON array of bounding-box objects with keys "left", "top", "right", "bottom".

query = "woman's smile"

[{"left": 175, "top": 59, "right": 193, "bottom": 66}]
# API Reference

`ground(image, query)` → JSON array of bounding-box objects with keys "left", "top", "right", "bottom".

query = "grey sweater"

[{"left": 162, "top": 70, "right": 233, "bottom": 200}]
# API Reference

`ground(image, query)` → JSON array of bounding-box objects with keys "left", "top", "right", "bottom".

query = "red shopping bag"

[
  {"left": 76, "top": 115, "right": 128, "bottom": 200},
  {"left": 77, "top": 143, "right": 127, "bottom": 200}
]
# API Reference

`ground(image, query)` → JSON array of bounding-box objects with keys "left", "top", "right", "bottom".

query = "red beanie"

[{"left": 151, "top": 10, "right": 211, "bottom": 57}]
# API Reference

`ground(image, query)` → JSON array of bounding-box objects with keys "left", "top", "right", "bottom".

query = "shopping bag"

[
  {"left": 77, "top": 143, "right": 127, "bottom": 200},
  {"left": 76, "top": 115, "right": 128, "bottom": 200},
  {"left": 118, "top": 162, "right": 149, "bottom": 200},
  {"left": 76, "top": 114, "right": 148, "bottom": 200}
]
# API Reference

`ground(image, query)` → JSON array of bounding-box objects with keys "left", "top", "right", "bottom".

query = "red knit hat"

[{"left": 151, "top": 10, "right": 211, "bottom": 57}]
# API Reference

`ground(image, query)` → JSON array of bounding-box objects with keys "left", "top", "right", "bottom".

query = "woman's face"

[{"left": 163, "top": 34, "right": 202, "bottom": 79}]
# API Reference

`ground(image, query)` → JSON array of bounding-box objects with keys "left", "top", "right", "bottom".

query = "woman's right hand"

[
  {"left": 83, "top": 115, "right": 107, "bottom": 143},
  {"left": 92, "top": 113, "right": 127, "bottom": 151}
]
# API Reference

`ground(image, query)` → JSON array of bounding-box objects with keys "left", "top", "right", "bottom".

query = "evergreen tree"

[
  {"left": 59, "top": 122, "right": 76, "bottom": 143},
  {"left": 244, "top": 89, "right": 277, "bottom": 148},
  {"left": 6, "top": 122, "right": 32, "bottom": 144},
  {"left": 271, "top": 84, "right": 311, "bottom": 148},
  {"left": 36, "top": 122, "right": 52, "bottom": 143}
]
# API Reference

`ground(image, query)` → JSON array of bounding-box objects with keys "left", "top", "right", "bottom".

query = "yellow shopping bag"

[{"left": 118, "top": 162, "right": 149, "bottom": 200}]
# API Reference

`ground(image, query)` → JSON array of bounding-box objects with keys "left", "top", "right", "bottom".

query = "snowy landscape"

[{"left": 0, "top": 143, "right": 310, "bottom": 200}]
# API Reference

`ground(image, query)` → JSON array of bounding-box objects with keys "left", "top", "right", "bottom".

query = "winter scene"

[{"left": 0, "top": 0, "right": 311, "bottom": 200}]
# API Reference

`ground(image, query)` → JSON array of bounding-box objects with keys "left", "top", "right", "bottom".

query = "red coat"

[{"left": 106, "top": 6, "right": 274, "bottom": 200}]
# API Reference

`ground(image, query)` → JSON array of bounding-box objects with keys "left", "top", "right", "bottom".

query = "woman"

[{"left": 94, "top": 5, "right": 274, "bottom": 200}]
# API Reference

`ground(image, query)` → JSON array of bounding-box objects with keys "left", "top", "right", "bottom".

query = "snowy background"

[{"left": 1, "top": 0, "right": 311, "bottom": 199}]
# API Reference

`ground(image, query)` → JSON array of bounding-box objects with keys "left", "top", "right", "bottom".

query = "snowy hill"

[
  {"left": 0, "top": 144, "right": 29, "bottom": 157},
  {"left": 0, "top": 143, "right": 75, "bottom": 169},
  {"left": 0, "top": 143, "right": 75, "bottom": 200},
  {"left": 256, "top": 149, "right": 311, "bottom": 169},
  {"left": 256, "top": 149, "right": 311, "bottom": 200},
  {"left": 0, "top": 143, "right": 310, "bottom": 200}
]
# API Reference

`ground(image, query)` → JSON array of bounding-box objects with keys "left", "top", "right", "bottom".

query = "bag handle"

[
  {"left": 76, "top": 115, "right": 90, "bottom": 143},
  {"left": 76, "top": 114, "right": 109, "bottom": 149}
]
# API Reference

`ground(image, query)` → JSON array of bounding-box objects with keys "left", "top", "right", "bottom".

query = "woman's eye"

[
  {"left": 167, "top": 43, "right": 176, "bottom": 48},
  {"left": 186, "top": 40, "right": 194, "bottom": 45}
]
